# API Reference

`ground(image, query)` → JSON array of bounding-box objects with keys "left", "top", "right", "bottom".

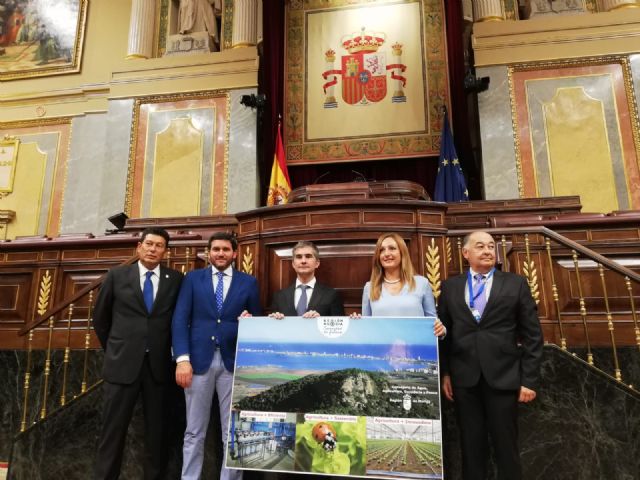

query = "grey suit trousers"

[{"left": 181, "top": 350, "right": 242, "bottom": 480}]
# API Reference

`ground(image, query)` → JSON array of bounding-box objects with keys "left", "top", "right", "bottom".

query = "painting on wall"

[
  {"left": 284, "top": 0, "right": 450, "bottom": 165},
  {"left": 0, "top": 0, "right": 88, "bottom": 81}
]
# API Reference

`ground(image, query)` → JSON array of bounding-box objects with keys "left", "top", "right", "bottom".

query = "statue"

[{"left": 177, "top": 0, "right": 221, "bottom": 50}]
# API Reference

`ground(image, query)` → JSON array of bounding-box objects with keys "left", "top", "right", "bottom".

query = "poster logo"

[
  {"left": 322, "top": 28, "right": 407, "bottom": 108},
  {"left": 317, "top": 316, "right": 349, "bottom": 338},
  {"left": 403, "top": 394, "right": 412, "bottom": 412}
]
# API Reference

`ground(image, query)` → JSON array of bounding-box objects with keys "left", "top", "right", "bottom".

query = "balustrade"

[{"left": 4, "top": 204, "right": 640, "bottom": 435}]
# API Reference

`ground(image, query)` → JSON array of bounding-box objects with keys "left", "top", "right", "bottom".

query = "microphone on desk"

[
  {"left": 313, "top": 171, "right": 331, "bottom": 184},
  {"left": 352, "top": 170, "right": 369, "bottom": 182}
]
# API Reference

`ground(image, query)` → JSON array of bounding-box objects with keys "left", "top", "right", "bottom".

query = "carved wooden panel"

[
  {"left": 5, "top": 252, "right": 40, "bottom": 262},
  {"left": 0, "top": 272, "right": 32, "bottom": 325},
  {"left": 238, "top": 242, "right": 257, "bottom": 276},
  {"left": 2, "top": 196, "right": 640, "bottom": 352},
  {"left": 56, "top": 268, "right": 109, "bottom": 327},
  {"left": 418, "top": 235, "right": 446, "bottom": 304}
]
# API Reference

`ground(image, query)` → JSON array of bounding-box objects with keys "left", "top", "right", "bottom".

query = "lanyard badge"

[{"left": 467, "top": 268, "right": 495, "bottom": 321}]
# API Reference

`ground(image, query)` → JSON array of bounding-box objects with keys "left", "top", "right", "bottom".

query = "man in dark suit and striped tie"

[
  {"left": 93, "top": 227, "right": 183, "bottom": 480},
  {"left": 270, "top": 241, "right": 344, "bottom": 319},
  {"left": 438, "top": 231, "right": 543, "bottom": 480}
]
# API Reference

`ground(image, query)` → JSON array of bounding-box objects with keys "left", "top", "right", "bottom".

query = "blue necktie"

[
  {"left": 143, "top": 271, "right": 154, "bottom": 313},
  {"left": 296, "top": 285, "right": 308, "bottom": 316},
  {"left": 472, "top": 273, "right": 487, "bottom": 320},
  {"left": 215, "top": 271, "right": 224, "bottom": 312}
]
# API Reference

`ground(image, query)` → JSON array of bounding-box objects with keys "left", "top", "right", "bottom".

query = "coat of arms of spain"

[{"left": 322, "top": 28, "right": 407, "bottom": 108}]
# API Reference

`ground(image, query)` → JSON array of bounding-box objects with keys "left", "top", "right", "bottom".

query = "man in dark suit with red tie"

[
  {"left": 93, "top": 227, "right": 183, "bottom": 480},
  {"left": 438, "top": 231, "right": 543, "bottom": 480},
  {"left": 270, "top": 241, "right": 344, "bottom": 319}
]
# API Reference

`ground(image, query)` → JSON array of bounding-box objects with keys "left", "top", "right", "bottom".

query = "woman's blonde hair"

[{"left": 369, "top": 233, "right": 416, "bottom": 301}]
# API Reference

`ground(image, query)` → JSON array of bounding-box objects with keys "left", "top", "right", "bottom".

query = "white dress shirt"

[
  {"left": 212, "top": 265, "right": 234, "bottom": 301},
  {"left": 138, "top": 261, "right": 160, "bottom": 300},
  {"left": 295, "top": 277, "right": 316, "bottom": 310}
]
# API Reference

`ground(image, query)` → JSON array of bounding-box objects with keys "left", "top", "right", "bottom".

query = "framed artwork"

[
  {"left": 284, "top": 0, "right": 450, "bottom": 165},
  {"left": 0, "top": 0, "right": 88, "bottom": 81}
]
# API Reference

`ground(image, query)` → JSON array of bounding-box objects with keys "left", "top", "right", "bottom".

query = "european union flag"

[{"left": 434, "top": 109, "right": 469, "bottom": 202}]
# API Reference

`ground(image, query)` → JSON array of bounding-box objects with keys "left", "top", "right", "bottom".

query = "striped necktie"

[{"left": 472, "top": 273, "right": 487, "bottom": 319}]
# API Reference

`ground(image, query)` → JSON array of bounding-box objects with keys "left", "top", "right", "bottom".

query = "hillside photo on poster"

[{"left": 232, "top": 316, "right": 440, "bottom": 417}]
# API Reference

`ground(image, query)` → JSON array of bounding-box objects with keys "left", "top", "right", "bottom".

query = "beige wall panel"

[
  {"left": 149, "top": 117, "right": 204, "bottom": 217},
  {"left": 543, "top": 87, "right": 618, "bottom": 213},
  {"left": 0, "top": 122, "right": 70, "bottom": 239},
  {"left": 128, "top": 94, "right": 229, "bottom": 218},
  {"left": 3, "top": 143, "right": 47, "bottom": 238},
  {"left": 511, "top": 61, "right": 640, "bottom": 211}
]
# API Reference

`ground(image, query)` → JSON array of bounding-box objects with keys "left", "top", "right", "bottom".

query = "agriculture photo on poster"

[{"left": 226, "top": 316, "right": 443, "bottom": 479}]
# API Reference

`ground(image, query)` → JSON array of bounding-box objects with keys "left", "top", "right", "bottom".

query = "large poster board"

[{"left": 227, "top": 316, "right": 443, "bottom": 479}]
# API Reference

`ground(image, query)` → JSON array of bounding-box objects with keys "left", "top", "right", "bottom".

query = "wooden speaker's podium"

[
  {"left": 235, "top": 181, "right": 444, "bottom": 311},
  {"left": 287, "top": 180, "right": 430, "bottom": 203}
]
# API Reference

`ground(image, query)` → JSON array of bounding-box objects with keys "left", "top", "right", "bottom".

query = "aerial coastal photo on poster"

[{"left": 227, "top": 316, "right": 443, "bottom": 478}]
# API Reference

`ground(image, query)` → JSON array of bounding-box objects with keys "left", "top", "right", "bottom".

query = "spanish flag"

[{"left": 267, "top": 123, "right": 292, "bottom": 206}]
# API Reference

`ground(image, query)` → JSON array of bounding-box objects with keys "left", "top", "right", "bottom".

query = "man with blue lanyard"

[{"left": 438, "top": 231, "right": 543, "bottom": 480}]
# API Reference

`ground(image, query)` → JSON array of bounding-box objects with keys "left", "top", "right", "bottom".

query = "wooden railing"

[
  {"left": 11, "top": 221, "right": 640, "bottom": 434},
  {"left": 15, "top": 237, "right": 210, "bottom": 433}
]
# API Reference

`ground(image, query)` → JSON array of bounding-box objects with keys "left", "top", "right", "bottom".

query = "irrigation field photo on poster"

[{"left": 226, "top": 316, "right": 443, "bottom": 478}]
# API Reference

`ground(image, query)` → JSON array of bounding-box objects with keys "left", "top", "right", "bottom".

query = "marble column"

[
  {"left": 232, "top": 0, "right": 258, "bottom": 48},
  {"left": 600, "top": 0, "right": 640, "bottom": 10},
  {"left": 473, "top": 0, "right": 504, "bottom": 21},
  {"left": 126, "top": 0, "right": 156, "bottom": 59},
  {"left": 256, "top": 0, "right": 263, "bottom": 46}
]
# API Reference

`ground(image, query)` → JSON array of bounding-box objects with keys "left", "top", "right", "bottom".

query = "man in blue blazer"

[
  {"left": 172, "top": 231, "right": 261, "bottom": 480},
  {"left": 438, "top": 231, "right": 543, "bottom": 480}
]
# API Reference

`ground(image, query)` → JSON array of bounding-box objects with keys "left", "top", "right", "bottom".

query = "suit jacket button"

[{"left": 217, "top": 319, "right": 221, "bottom": 323}]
